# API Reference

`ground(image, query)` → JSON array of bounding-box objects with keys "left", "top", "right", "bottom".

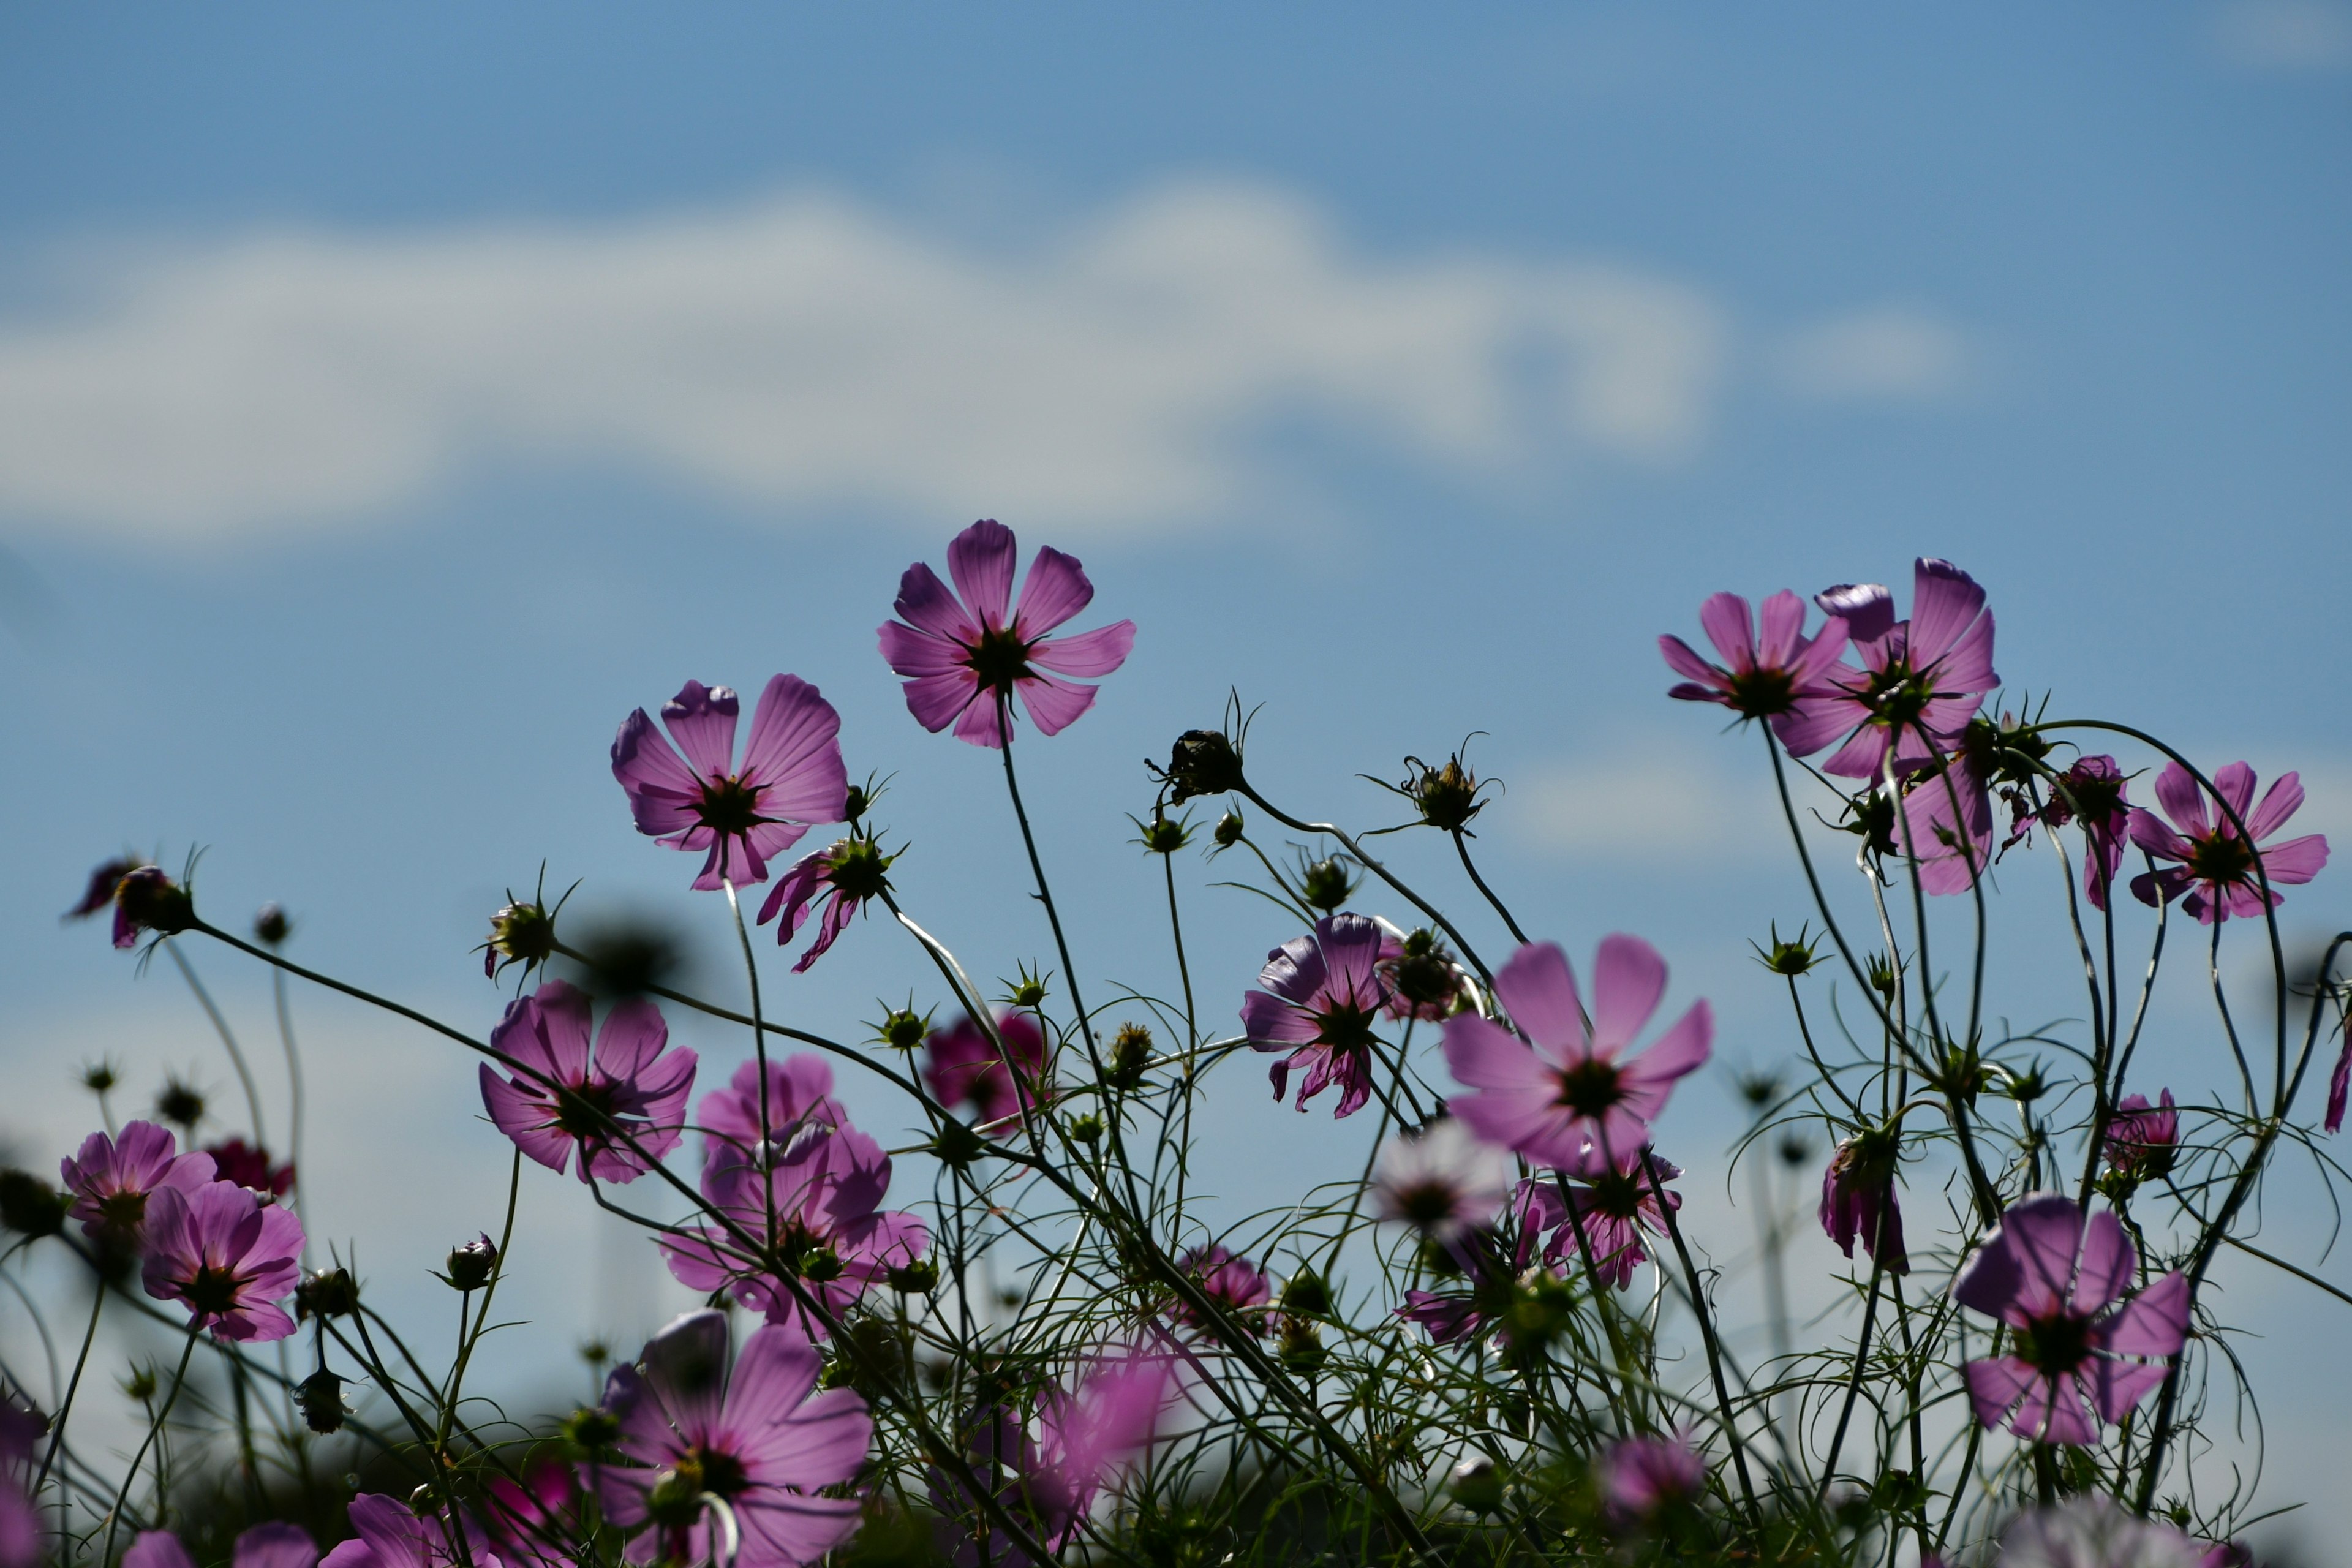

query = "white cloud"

[
  {"left": 1771, "top": 305, "right": 1973, "bottom": 403},
  {"left": 1507, "top": 734, "right": 1792, "bottom": 864},
  {"left": 0, "top": 180, "right": 1728, "bottom": 542},
  {"left": 2215, "top": 0, "right": 2352, "bottom": 69}
]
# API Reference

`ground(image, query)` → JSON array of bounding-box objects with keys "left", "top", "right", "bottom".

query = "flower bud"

[
  {"left": 929, "top": 1120, "right": 989, "bottom": 1170},
  {"left": 1752, "top": 922, "right": 1822, "bottom": 978},
  {"left": 877, "top": 1006, "right": 929, "bottom": 1050},
  {"left": 115, "top": 866, "right": 195, "bottom": 946},
  {"left": 1108, "top": 1023, "right": 1153, "bottom": 1088},
  {"left": 297, "top": 1370, "right": 348, "bottom": 1434},
  {"left": 154, "top": 1077, "right": 206, "bottom": 1132},
  {"left": 483, "top": 899, "right": 558, "bottom": 981},
  {"left": 296, "top": 1267, "right": 361, "bottom": 1321},
  {"left": 0, "top": 1169, "right": 68, "bottom": 1239},
  {"left": 1276, "top": 1316, "right": 1325, "bottom": 1374},
  {"left": 1136, "top": 813, "right": 1191, "bottom": 855},
  {"left": 799, "top": 1246, "right": 845, "bottom": 1283},
  {"left": 1403, "top": 755, "right": 1484, "bottom": 832},
  {"left": 78, "top": 1061, "right": 119, "bottom": 1095},
  {"left": 886, "top": 1257, "right": 940, "bottom": 1295},
  {"left": 444, "top": 1235, "right": 499, "bottom": 1291},
  {"left": 1213, "top": 812, "right": 1245, "bottom": 848},
  {"left": 252, "top": 902, "right": 293, "bottom": 946},
  {"left": 1449, "top": 1457, "right": 1506, "bottom": 1515},
  {"left": 563, "top": 1405, "right": 622, "bottom": 1449},
  {"left": 1298, "top": 858, "right": 1356, "bottom": 914},
  {"left": 1006, "top": 968, "right": 1049, "bottom": 1009},
  {"left": 1157, "top": 730, "right": 1245, "bottom": 804},
  {"left": 123, "top": 1367, "right": 159, "bottom": 1402},
  {"left": 1278, "top": 1269, "right": 1330, "bottom": 1317},
  {"left": 1066, "top": 1113, "right": 1104, "bottom": 1145}
]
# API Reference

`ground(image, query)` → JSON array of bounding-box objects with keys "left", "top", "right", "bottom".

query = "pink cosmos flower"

[
  {"left": 611, "top": 676, "right": 848, "bottom": 891},
  {"left": 320, "top": 1496, "right": 497, "bottom": 1568},
  {"left": 2018, "top": 756, "right": 2135, "bottom": 911},
  {"left": 1371, "top": 1119, "right": 1513, "bottom": 1245},
  {"left": 1997, "top": 1495, "right": 2209, "bottom": 1568},
  {"left": 66, "top": 856, "right": 146, "bottom": 922},
  {"left": 1374, "top": 921, "right": 1475, "bottom": 1022},
  {"left": 1167, "top": 1245, "right": 1272, "bottom": 1334},
  {"left": 1660, "top": 589, "right": 1853, "bottom": 755},
  {"left": 480, "top": 981, "right": 697, "bottom": 1186},
  {"left": 924, "top": 1011, "right": 1054, "bottom": 1135},
  {"left": 662, "top": 1101, "right": 927, "bottom": 1335},
  {"left": 592, "top": 1311, "right": 870, "bottom": 1568},
  {"left": 202, "top": 1138, "right": 295, "bottom": 1200},
  {"left": 1443, "top": 937, "right": 1712, "bottom": 1169},
  {"left": 943, "top": 1349, "right": 1174, "bottom": 1566},
  {"left": 1241, "top": 913, "right": 1396, "bottom": 1118},
  {"left": 1811, "top": 559, "right": 2000, "bottom": 781},
  {"left": 878, "top": 519, "right": 1137, "bottom": 749},
  {"left": 59, "top": 1120, "right": 217, "bottom": 1246},
  {"left": 756, "top": 835, "right": 894, "bottom": 973},
  {"left": 1950, "top": 1194, "right": 2190, "bottom": 1445},
  {"left": 1594, "top": 1433, "right": 1706, "bottom": 1528},
  {"left": 2128, "top": 761, "right": 2329, "bottom": 924},
  {"left": 1515, "top": 1148, "right": 1683, "bottom": 1291},
  {"left": 697, "top": 1053, "right": 850, "bottom": 1166},
  {"left": 1899, "top": 752, "right": 1994, "bottom": 896},
  {"left": 1819, "top": 1125, "right": 1908, "bottom": 1274},
  {"left": 482, "top": 1464, "right": 579, "bottom": 1568},
  {"left": 128, "top": 1524, "right": 320, "bottom": 1568},
  {"left": 140, "top": 1179, "right": 306, "bottom": 1342},
  {"left": 2, "top": 1399, "right": 39, "bottom": 1568},
  {"left": 2104, "top": 1090, "right": 2180, "bottom": 1182}
]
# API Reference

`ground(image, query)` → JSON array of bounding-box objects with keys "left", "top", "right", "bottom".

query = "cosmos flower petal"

[
  {"left": 2152, "top": 763, "right": 2211, "bottom": 839},
  {"left": 1755, "top": 589, "right": 1809, "bottom": 665},
  {"left": 744, "top": 1387, "right": 873, "bottom": 1493},
  {"left": 1814, "top": 581, "right": 1894, "bottom": 645},
  {"left": 2021, "top": 1377, "right": 2101, "bottom": 1447},
  {"left": 1994, "top": 1195, "right": 2091, "bottom": 1321},
  {"left": 1027, "top": 620, "right": 1136, "bottom": 678},
  {"left": 1821, "top": 724, "right": 1893, "bottom": 781},
  {"left": 235, "top": 1521, "right": 323, "bottom": 1568},
  {"left": 1963, "top": 1355, "right": 2036, "bottom": 1429},
  {"left": 947, "top": 519, "right": 1019, "bottom": 630},
  {"left": 1241, "top": 991, "right": 1321, "bottom": 1046},
  {"left": 1016, "top": 671, "right": 1101, "bottom": 737},
  {"left": 2209, "top": 761, "right": 2257, "bottom": 824},
  {"left": 1659, "top": 634, "right": 1719, "bottom": 687},
  {"left": 659, "top": 680, "right": 742, "bottom": 782},
  {"left": 2088, "top": 1357, "right": 2171, "bottom": 1424},
  {"left": 739, "top": 676, "right": 848, "bottom": 823},
  {"left": 891, "top": 560, "right": 980, "bottom": 643},
  {"left": 952, "top": 687, "right": 1014, "bottom": 747},
  {"left": 1012, "top": 545, "right": 1097, "bottom": 636},
  {"left": 2254, "top": 833, "right": 2329, "bottom": 884},
  {"left": 733, "top": 1491, "right": 864, "bottom": 1567},
  {"left": 876, "top": 619, "right": 965, "bottom": 677},
  {"left": 638, "top": 1310, "right": 734, "bottom": 1441},
  {"left": 1697, "top": 592, "right": 1756, "bottom": 668},
  {"left": 2245, "top": 771, "right": 2306, "bottom": 842},
  {"left": 1618, "top": 999, "right": 1711, "bottom": 1101},
  {"left": 1442, "top": 1014, "right": 1553, "bottom": 1090},
  {"left": 2070, "top": 1208, "right": 2137, "bottom": 1314},
  {"left": 722, "top": 1320, "right": 824, "bottom": 1432},
  {"left": 125, "top": 1533, "right": 198, "bottom": 1568},
  {"left": 610, "top": 709, "right": 707, "bottom": 835},
  {"left": 1906, "top": 558, "right": 1987, "bottom": 663},
  {"left": 1588, "top": 935, "right": 1667, "bottom": 1055},
  {"left": 2094, "top": 1272, "right": 2190, "bottom": 1359},
  {"left": 530, "top": 981, "right": 595, "bottom": 1080},
  {"left": 1488, "top": 941, "right": 1586, "bottom": 1057},
  {"left": 1317, "top": 914, "right": 1387, "bottom": 1006}
]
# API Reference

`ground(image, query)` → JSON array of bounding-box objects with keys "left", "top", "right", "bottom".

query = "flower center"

[
  {"left": 553, "top": 1079, "right": 622, "bottom": 1140},
  {"left": 1582, "top": 1170, "right": 1646, "bottom": 1220},
  {"left": 2014, "top": 1307, "right": 2094, "bottom": 1376},
  {"left": 694, "top": 774, "right": 768, "bottom": 838},
  {"left": 2186, "top": 830, "right": 2256, "bottom": 887},
  {"left": 1552, "top": 1058, "right": 1625, "bottom": 1118},
  {"left": 824, "top": 837, "right": 894, "bottom": 901},
  {"left": 97, "top": 1189, "right": 149, "bottom": 1232},
  {"left": 963, "top": 623, "right": 1035, "bottom": 694},
  {"left": 183, "top": 1262, "right": 245, "bottom": 1316},
  {"left": 1860, "top": 660, "right": 1937, "bottom": 729},
  {"left": 1396, "top": 1181, "right": 1458, "bottom": 1229},
  {"left": 646, "top": 1446, "right": 750, "bottom": 1525},
  {"left": 1313, "top": 1001, "right": 1379, "bottom": 1052},
  {"left": 1723, "top": 665, "right": 1796, "bottom": 718}
]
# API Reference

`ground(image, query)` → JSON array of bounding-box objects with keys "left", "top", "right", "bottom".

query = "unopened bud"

[
  {"left": 296, "top": 1268, "right": 361, "bottom": 1321},
  {"left": 886, "top": 1258, "right": 939, "bottom": 1295},
  {"left": 1213, "top": 812, "right": 1245, "bottom": 848},
  {"left": 563, "top": 1405, "right": 621, "bottom": 1449},
  {"left": 253, "top": 903, "right": 293, "bottom": 946},
  {"left": 1278, "top": 1270, "right": 1330, "bottom": 1317},
  {"left": 1157, "top": 730, "right": 1245, "bottom": 804},
  {"left": 444, "top": 1235, "right": 498, "bottom": 1291},
  {"left": 0, "top": 1169, "right": 67, "bottom": 1238},
  {"left": 115, "top": 867, "right": 195, "bottom": 944},
  {"left": 297, "top": 1370, "right": 348, "bottom": 1434}
]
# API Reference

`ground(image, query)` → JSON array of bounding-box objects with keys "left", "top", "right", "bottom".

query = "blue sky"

[{"left": 2, "top": 2, "right": 2348, "bottom": 1550}]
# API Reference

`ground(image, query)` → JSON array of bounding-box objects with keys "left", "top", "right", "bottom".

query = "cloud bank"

[{"left": 0, "top": 181, "right": 1732, "bottom": 541}]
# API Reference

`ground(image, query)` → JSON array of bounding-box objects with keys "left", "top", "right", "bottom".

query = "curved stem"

[
  {"left": 165, "top": 940, "right": 267, "bottom": 1146},
  {"left": 33, "top": 1284, "right": 104, "bottom": 1493},
  {"left": 99, "top": 1327, "right": 200, "bottom": 1562},
  {"left": 1452, "top": 829, "right": 1528, "bottom": 947}
]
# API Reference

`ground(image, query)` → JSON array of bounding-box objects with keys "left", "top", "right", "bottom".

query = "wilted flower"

[
  {"left": 878, "top": 518, "right": 1136, "bottom": 748},
  {"left": 480, "top": 980, "right": 697, "bottom": 1185},
  {"left": 590, "top": 1311, "right": 869, "bottom": 1568},
  {"left": 611, "top": 675, "right": 848, "bottom": 891},
  {"left": 924, "top": 1012, "right": 1054, "bottom": 1136},
  {"left": 756, "top": 834, "right": 895, "bottom": 973},
  {"left": 59, "top": 1121, "right": 216, "bottom": 1246},
  {"left": 1167, "top": 1245, "right": 1271, "bottom": 1334},
  {"left": 1370, "top": 1120, "right": 1512, "bottom": 1244},
  {"left": 2014, "top": 755, "right": 2134, "bottom": 910},
  {"left": 1594, "top": 1432, "right": 1706, "bottom": 1528},
  {"left": 127, "top": 1523, "right": 319, "bottom": 1568},
  {"left": 1819, "top": 1123, "right": 1909, "bottom": 1273},
  {"left": 141, "top": 1180, "right": 306, "bottom": 1342},
  {"left": 1812, "top": 559, "right": 2000, "bottom": 780},
  {"left": 1951, "top": 1194, "right": 2190, "bottom": 1444},
  {"left": 1517, "top": 1147, "right": 1683, "bottom": 1291},
  {"left": 1393, "top": 753, "right": 1487, "bottom": 832},
  {"left": 1241, "top": 914, "right": 1396, "bottom": 1118},
  {"left": 1444, "top": 937, "right": 1711, "bottom": 1169},
  {"left": 111, "top": 865, "right": 196, "bottom": 949},
  {"left": 296, "top": 1369, "right": 349, "bottom": 1434},
  {"left": 2128, "top": 761, "right": 2329, "bottom": 924},
  {"left": 66, "top": 856, "right": 148, "bottom": 921},
  {"left": 2328, "top": 1018, "right": 2352, "bottom": 1136},
  {"left": 2098, "top": 1090, "right": 2180, "bottom": 1185},
  {"left": 1660, "top": 589, "right": 1853, "bottom": 755},
  {"left": 1376, "top": 922, "right": 1472, "bottom": 1021}
]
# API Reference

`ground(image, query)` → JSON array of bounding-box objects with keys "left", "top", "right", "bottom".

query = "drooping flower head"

[
  {"left": 2128, "top": 761, "right": 2329, "bottom": 924},
  {"left": 1819, "top": 1122, "right": 1909, "bottom": 1274},
  {"left": 66, "top": 856, "right": 148, "bottom": 921},
  {"left": 1951, "top": 1194, "right": 2190, "bottom": 1444},
  {"left": 756, "top": 834, "right": 895, "bottom": 973},
  {"left": 2104, "top": 1090, "right": 2180, "bottom": 1183},
  {"left": 611, "top": 675, "right": 848, "bottom": 890},
  {"left": 1242, "top": 913, "right": 1396, "bottom": 1118},
  {"left": 320, "top": 1497, "right": 493, "bottom": 1568},
  {"left": 1517, "top": 1147, "right": 1683, "bottom": 1291},
  {"left": 1444, "top": 937, "right": 1711, "bottom": 1169},
  {"left": 129, "top": 1524, "right": 320, "bottom": 1568},
  {"left": 202, "top": 1138, "right": 296, "bottom": 1200},
  {"left": 1997, "top": 1494, "right": 2209, "bottom": 1568},
  {"left": 1660, "top": 589, "right": 1853, "bottom": 755},
  {"left": 592, "top": 1311, "right": 870, "bottom": 1568},
  {"left": 925, "top": 1011, "right": 1054, "bottom": 1135},
  {"left": 141, "top": 1179, "right": 306, "bottom": 1342},
  {"left": 942, "top": 1348, "right": 1174, "bottom": 1565},
  {"left": 1370, "top": 1119, "right": 1512, "bottom": 1245},
  {"left": 59, "top": 1121, "right": 217, "bottom": 1246},
  {"left": 1812, "top": 559, "right": 2000, "bottom": 781},
  {"left": 1593, "top": 1433, "right": 1707, "bottom": 1529},
  {"left": 2014, "top": 755, "right": 2134, "bottom": 910},
  {"left": 878, "top": 519, "right": 1137, "bottom": 748},
  {"left": 480, "top": 981, "right": 697, "bottom": 1185},
  {"left": 1167, "top": 1245, "right": 1272, "bottom": 1335}
]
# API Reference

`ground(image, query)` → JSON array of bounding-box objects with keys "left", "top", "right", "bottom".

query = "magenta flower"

[
  {"left": 59, "top": 1120, "right": 217, "bottom": 1246},
  {"left": 1812, "top": 559, "right": 2000, "bottom": 781},
  {"left": 480, "top": 981, "right": 697, "bottom": 1186},
  {"left": 611, "top": 675, "right": 848, "bottom": 891},
  {"left": 756, "top": 834, "right": 894, "bottom": 973},
  {"left": 1242, "top": 913, "right": 1396, "bottom": 1118},
  {"left": 1899, "top": 752, "right": 1994, "bottom": 896},
  {"left": 66, "top": 855, "right": 146, "bottom": 921},
  {"left": 592, "top": 1311, "right": 870, "bottom": 1568},
  {"left": 1660, "top": 589, "right": 1853, "bottom": 755},
  {"left": 2128, "top": 761, "right": 2329, "bottom": 924},
  {"left": 1374, "top": 921, "right": 1475, "bottom": 1022},
  {"left": 944, "top": 1349, "right": 1174, "bottom": 1565},
  {"left": 1516, "top": 1147, "right": 1683, "bottom": 1291},
  {"left": 483, "top": 1465, "right": 579, "bottom": 1568},
  {"left": 1951, "top": 1194, "right": 2190, "bottom": 1444},
  {"left": 2105, "top": 1090, "right": 2180, "bottom": 1182},
  {"left": 140, "top": 1179, "right": 306, "bottom": 1342},
  {"left": 1167, "top": 1245, "right": 1271, "bottom": 1335},
  {"left": 662, "top": 1102, "right": 927, "bottom": 1335},
  {"left": 202, "top": 1138, "right": 296, "bottom": 1200},
  {"left": 1370, "top": 1119, "right": 1512, "bottom": 1245},
  {"left": 1819, "top": 1125, "right": 1908, "bottom": 1274},
  {"left": 878, "top": 518, "right": 1137, "bottom": 748},
  {"left": 697, "top": 1053, "right": 851, "bottom": 1165},
  {"left": 1594, "top": 1433, "right": 1706, "bottom": 1528},
  {"left": 1444, "top": 937, "right": 1711, "bottom": 1169},
  {"left": 2328, "top": 1019, "right": 2352, "bottom": 1136},
  {"left": 2026, "top": 755, "right": 2135, "bottom": 910},
  {"left": 2, "top": 1399, "right": 40, "bottom": 1568},
  {"left": 925, "top": 1011, "right": 1054, "bottom": 1135},
  {"left": 129, "top": 1525, "right": 319, "bottom": 1568},
  {"left": 320, "top": 1496, "right": 494, "bottom": 1568}
]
